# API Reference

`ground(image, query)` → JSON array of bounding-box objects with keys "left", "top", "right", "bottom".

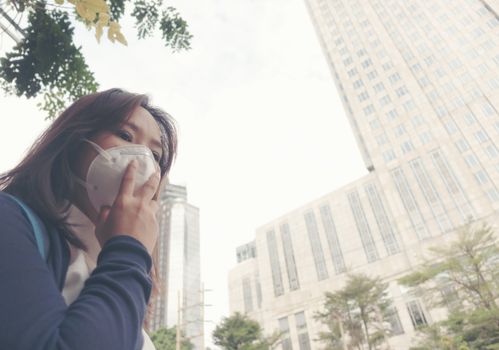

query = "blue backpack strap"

[{"left": 4, "top": 194, "right": 48, "bottom": 261}]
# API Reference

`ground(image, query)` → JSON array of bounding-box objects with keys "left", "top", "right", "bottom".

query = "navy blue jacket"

[{"left": 0, "top": 192, "right": 152, "bottom": 350}]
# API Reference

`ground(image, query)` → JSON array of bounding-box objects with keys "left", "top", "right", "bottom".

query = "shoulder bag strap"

[{"left": 5, "top": 194, "right": 48, "bottom": 261}]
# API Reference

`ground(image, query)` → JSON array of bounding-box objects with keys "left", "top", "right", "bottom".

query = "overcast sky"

[{"left": 0, "top": 0, "right": 366, "bottom": 347}]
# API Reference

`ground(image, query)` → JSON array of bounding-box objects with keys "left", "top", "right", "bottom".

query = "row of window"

[{"left": 266, "top": 182, "right": 404, "bottom": 294}]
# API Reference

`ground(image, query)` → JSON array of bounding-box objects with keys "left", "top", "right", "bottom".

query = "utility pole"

[
  {"left": 176, "top": 285, "right": 212, "bottom": 350},
  {"left": 200, "top": 283, "right": 205, "bottom": 349},
  {"left": 176, "top": 291, "right": 181, "bottom": 350}
]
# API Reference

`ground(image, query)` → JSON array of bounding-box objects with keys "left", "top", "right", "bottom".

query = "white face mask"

[{"left": 75, "top": 139, "right": 158, "bottom": 213}]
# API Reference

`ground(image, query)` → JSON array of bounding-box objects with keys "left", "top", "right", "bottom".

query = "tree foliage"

[
  {"left": 314, "top": 273, "right": 393, "bottom": 350},
  {"left": 399, "top": 223, "right": 499, "bottom": 350},
  {"left": 212, "top": 312, "right": 280, "bottom": 350},
  {"left": 149, "top": 326, "right": 194, "bottom": 350},
  {"left": 1, "top": 0, "right": 192, "bottom": 118}
]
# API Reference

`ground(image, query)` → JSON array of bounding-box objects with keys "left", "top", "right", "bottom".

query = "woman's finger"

[
  {"left": 117, "top": 160, "right": 137, "bottom": 198},
  {"left": 137, "top": 170, "right": 161, "bottom": 201}
]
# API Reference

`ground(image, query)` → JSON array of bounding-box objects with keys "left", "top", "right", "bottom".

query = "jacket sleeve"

[{"left": 0, "top": 195, "right": 152, "bottom": 350}]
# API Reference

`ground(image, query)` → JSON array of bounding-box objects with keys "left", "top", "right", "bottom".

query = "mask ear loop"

[
  {"left": 83, "top": 139, "right": 113, "bottom": 162},
  {"left": 72, "top": 139, "right": 110, "bottom": 189}
]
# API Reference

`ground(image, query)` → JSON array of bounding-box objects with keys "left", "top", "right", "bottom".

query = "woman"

[{"left": 0, "top": 88, "right": 177, "bottom": 350}]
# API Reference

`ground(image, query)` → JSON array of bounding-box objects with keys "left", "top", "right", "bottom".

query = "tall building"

[
  {"left": 148, "top": 184, "right": 204, "bottom": 350},
  {"left": 228, "top": 1, "right": 499, "bottom": 349}
]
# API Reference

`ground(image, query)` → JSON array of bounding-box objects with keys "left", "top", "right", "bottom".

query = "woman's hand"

[{"left": 95, "top": 159, "right": 160, "bottom": 255}]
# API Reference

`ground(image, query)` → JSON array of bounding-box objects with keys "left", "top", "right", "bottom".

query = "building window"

[
  {"left": 304, "top": 211, "right": 329, "bottom": 280},
  {"left": 389, "top": 72, "right": 401, "bottom": 84},
  {"left": 391, "top": 167, "right": 429, "bottom": 239},
  {"left": 358, "top": 91, "right": 370, "bottom": 102},
  {"left": 475, "top": 130, "right": 489, "bottom": 143},
  {"left": 394, "top": 124, "right": 406, "bottom": 137},
  {"left": 410, "top": 158, "right": 452, "bottom": 232},
  {"left": 487, "top": 188, "right": 499, "bottom": 202},
  {"left": 266, "top": 230, "right": 284, "bottom": 297},
  {"left": 386, "top": 109, "right": 398, "bottom": 120},
  {"left": 353, "top": 79, "right": 364, "bottom": 89},
  {"left": 465, "top": 153, "right": 479, "bottom": 167},
  {"left": 280, "top": 223, "right": 300, "bottom": 291},
  {"left": 380, "top": 95, "right": 391, "bottom": 106},
  {"left": 367, "top": 70, "right": 378, "bottom": 80},
  {"left": 411, "top": 114, "right": 424, "bottom": 127},
  {"left": 464, "top": 112, "right": 476, "bottom": 125},
  {"left": 242, "top": 277, "right": 254, "bottom": 313},
  {"left": 486, "top": 145, "right": 499, "bottom": 159},
  {"left": 361, "top": 58, "right": 373, "bottom": 68},
  {"left": 278, "top": 317, "right": 293, "bottom": 350},
  {"left": 395, "top": 86, "right": 409, "bottom": 98},
  {"left": 406, "top": 300, "right": 429, "bottom": 328},
  {"left": 382, "top": 61, "right": 394, "bottom": 71},
  {"left": 401, "top": 141, "right": 414, "bottom": 154},
  {"left": 376, "top": 133, "right": 388, "bottom": 146},
  {"left": 365, "top": 183, "right": 400, "bottom": 255},
  {"left": 419, "top": 131, "right": 432, "bottom": 145},
  {"left": 370, "top": 119, "right": 381, "bottom": 130},
  {"left": 403, "top": 100, "right": 416, "bottom": 112},
  {"left": 255, "top": 273, "right": 262, "bottom": 308},
  {"left": 474, "top": 170, "right": 489, "bottom": 185},
  {"left": 387, "top": 307, "right": 404, "bottom": 336},
  {"left": 383, "top": 149, "right": 396, "bottom": 162},
  {"left": 373, "top": 82, "right": 385, "bottom": 93},
  {"left": 347, "top": 190, "right": 379, "bottom": 262},
  {"left": 431, "top": 150, "right": 475, "bottom": 221},
  {"left": 455, "top": 139, "right": 470, "bottom": 152},
  {"left": 364, "top": 104, "right": 375, "bottom": 115},
  {"left": 444, "top": 120, "right": 458, "bottom": 134},
  {"left": 343, "top": 57, "right": 353, "bottom": 66},
  {"left": 295, "top": 312, "right": 311, "bottom": 350},
  {"left": 482, "top": 102, "right": 496, "bottom": 117},
  {"left": 319, "top": 204, "right": 346, "bottom": 274},
  {"left": 418, "top": 76, "right": 430, "bottom": 87}
]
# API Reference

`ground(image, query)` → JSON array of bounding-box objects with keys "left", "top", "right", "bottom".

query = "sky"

[{"left": 0, "top": 0, "right": 366, "bottom": 347}]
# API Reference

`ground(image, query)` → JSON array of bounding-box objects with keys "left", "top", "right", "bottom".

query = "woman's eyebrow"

[{"left": 123, "top": 121, "right": 163, "bottom": 151}]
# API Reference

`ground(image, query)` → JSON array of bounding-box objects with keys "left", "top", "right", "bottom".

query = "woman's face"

[{"left": 72, "top": 106, "right": 163, "bottom": 223}]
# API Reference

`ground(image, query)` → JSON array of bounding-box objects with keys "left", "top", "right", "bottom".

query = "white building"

[
  {"left": 228, "top": 0, "right": 499, "bottom": 349},
  {"left": 147, "top": 184, "right": 204, "bottom": 350}
]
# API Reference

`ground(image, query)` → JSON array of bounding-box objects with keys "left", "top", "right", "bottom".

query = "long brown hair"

[{"left": 0, "top": 88, "right": 178, "bottom": 248}]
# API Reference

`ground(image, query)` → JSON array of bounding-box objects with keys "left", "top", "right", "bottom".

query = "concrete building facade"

[
  {"left": 147, "top": 184, "right": 204, "bottom": 350},
  {"left": 228, "top": 0, "right": 499, "bottom": 349}
]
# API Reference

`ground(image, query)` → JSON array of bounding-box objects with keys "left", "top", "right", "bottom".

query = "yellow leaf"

[
  {"left": 54, "top": 0, "right": 65, "bottom": 4},
  {"left": 82, "top": 0, "right": 108, "bottom": 14},
  {"left": 75, "top": 3, "right": 96, "bottom": 21},
  {"left": 98, "top": 12, "right": 109, "bottom": 26},
  {"left": 116, "top": 32, "right": 128, "bottom": 46},
  {"left": 106, "top": 21, "right": 127, "bottom": 45},
  {"left": 95, "top": 23, "right": 103, "bottom": 43}
]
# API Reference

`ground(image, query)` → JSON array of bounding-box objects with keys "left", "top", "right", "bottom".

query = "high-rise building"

[
  {"left": 147, "top": 184, "right": 204, "bottom": 350},
  {"left": 228, "top": 1, "right": 499, "bottom": 349}
]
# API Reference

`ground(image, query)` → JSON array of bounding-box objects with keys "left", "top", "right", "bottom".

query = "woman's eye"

[
  {"left": 117, "top": 130, "right": 132, "bottom": 142},
  {"left": 152, "top": 151, "right": 161, "bottom": 162}
]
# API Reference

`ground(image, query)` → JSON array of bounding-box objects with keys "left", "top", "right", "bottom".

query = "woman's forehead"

[{"left": 126, "top": 107, "right": 163, "bottom": 144}]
